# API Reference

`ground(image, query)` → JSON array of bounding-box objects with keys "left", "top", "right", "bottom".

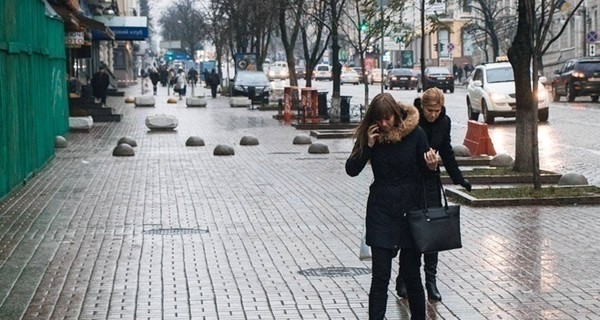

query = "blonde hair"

[{"left": 421, "top": 87, "right": 445, "bottom": 107}]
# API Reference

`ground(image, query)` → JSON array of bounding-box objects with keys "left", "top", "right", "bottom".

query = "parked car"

[
  {"left": 314, "top": 64, "right": 332, "bottom": 81},
  {"left": 267, "top": 65, "right": 289, "bottom": 80},
  {"left": 353, "top": 67, "right": 373, "bottom": 84},
  {"left": 295, "top": 65, "right": 306, "bottom": 79},
  {"left": 552, "top": 57, "right": 600, "bottom": 102},
  {"left": 384, "top": 68, "right": 418, "bottom": 90},
  {"left": 341, "top": 69, "right": 360, "bottom": 85},
  {"left": 417, "top": 67, "right": 454, "bottom": 93},
  {"left": 371, "top": 69, "right": 384, "bottom": 83},
  {"left": 466, "top": 62, "right": 550, "bottom": 124},
  {"left": 231, "top": 71, "right": 271, "bottom": 104}
]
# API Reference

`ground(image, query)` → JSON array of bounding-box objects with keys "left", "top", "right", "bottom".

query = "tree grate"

[
  {"left": 298, "top": 267, "right": 371, "bottom": 278},
  {"left": 144, "top": 228, "right": 209, "bottom": 235}
]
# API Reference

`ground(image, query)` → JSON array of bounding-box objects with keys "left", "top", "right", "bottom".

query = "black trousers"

[
  {"left": 210, "top": 85, "right": 218, "bottom": 98},
  {"left": 370, "top": 247, "right": 425, "bottom": 320}
]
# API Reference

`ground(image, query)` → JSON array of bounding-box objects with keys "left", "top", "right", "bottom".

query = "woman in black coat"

[
  {"left": 396, "top": 87, "right": 471, "bottom": 302},
  {"left": 346, "top": 93, "right": 438, "bottom": 320}
]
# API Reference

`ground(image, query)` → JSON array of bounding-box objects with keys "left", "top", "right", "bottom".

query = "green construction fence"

[{"left": 0, "top": 0, "right": 69, "bottom": 199}]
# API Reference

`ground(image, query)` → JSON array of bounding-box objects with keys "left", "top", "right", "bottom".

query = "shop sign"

[{"left": 66, "top": 32, "right": 85, "bottom": 48}]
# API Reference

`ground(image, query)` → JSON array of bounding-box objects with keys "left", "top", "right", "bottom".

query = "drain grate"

[
  {"left": 298, "top": 267, "right": 371, "bottom": 278},
  {"left": 144, "top": 228, "right": 209, "bottom": 235}
]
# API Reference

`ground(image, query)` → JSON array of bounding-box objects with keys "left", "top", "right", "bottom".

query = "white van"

[
  {"left": 314, "top": 64, "right": 332, "bottom": 81},
  {"left": 273, "top": 61, "right": 288, "bottom": 69}
]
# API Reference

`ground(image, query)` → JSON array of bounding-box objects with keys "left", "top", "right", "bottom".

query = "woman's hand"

[
  {"left": 367, "top": 124, "right": 380, "bottom": 148},
  {"left": 424, "top": 148, "right": 438, "bottom": 171}
]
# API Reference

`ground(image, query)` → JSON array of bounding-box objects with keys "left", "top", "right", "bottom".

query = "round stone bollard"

[
  {"left": 124, "top": 96, "right": 135, "bottom": 103},
  {"left": 293, "top": 134, "right": 312, "bottom": 145},
  {"left": 490, "top": 153, "right": 513, "bottom": 167},
  {"left": 240, "top": 136, "right": 259, "bottom": 146},
  {"left": 308, "top": 142, "right": 329, "bottom": 154},
  {"left": 186, "top": 136, "right": 205, "bottom": 147},
  {"left": 167, "top": 97, "right": 178, "bottom": 104},
  {"left": 117, "top": 136, "right": 137, "bottom": 147},
  {"left": 213, "top": 144, "right": 235, "bottom": 156},
  {"left": 453, "top": 144, "right": 471, "bottom": 157},
  {"left": 558, "top": 172, "right": 588, "bottom": 186},
  {"left": 113, "top": 143, "right": 135, "bottom": 157},
  {"left": 55, "top": 136, "right": 67, "bottom": 148}
]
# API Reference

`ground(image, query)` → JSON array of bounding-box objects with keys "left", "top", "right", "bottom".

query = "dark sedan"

[
  {"left": 417, "top": 67, "right": 454, "bottom": 93},
  {"left": 384, "top": 68, "right": 417, "bottom": 90},
  {"left": 231, "top": 71, "right": 270, "bottom": 104}
]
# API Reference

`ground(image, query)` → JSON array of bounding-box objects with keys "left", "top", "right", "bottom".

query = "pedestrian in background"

[
  {"left": 346, "top": 93, "right": 438, "bottom": 320},
  {"left": 207, "top": 69, "right": 220, "bottom": 98},
  {"left": 149, "top": 67, "right": 160, "bottom": 96},
  {"left": 91, "top": 65, "right": 110, "bottom": 107},
  {"left": 188, "top": 67, "right": 198, "bottom": 87},
  {"left": 175, "top": 68, "right": 187, "bottom": 100},
  {"left": 395, "top": 87, "right": 472, "bottom": 302}
]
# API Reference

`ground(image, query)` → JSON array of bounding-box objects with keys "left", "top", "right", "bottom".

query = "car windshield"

[
  {"left": 578, "top": 61, "right": 600, "bottom": 72},
  {"left": 391, "top": 69, "right": 412, "bottom": 76},
  {"left": 427, "top": 67, "right": 450, "bottom": 75},
  {"left": 317, "top": 66, "right": 329, "bottom": 71},
  {"left": 236, "top": 72, "right": 269, "bottom": 85},
  {"left": 486, "top": 67, "right": 514, "bottom": 83}
]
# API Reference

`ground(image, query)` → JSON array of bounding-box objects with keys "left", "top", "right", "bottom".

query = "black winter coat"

[
  {"left": 91, "top": 71, "right": 110, "bottom": 97},
  {"left": 346, "top": 105, "right": 432, "bottom": 250},
  {"left": 418, "top": 106, "right": 466, "bottom": 207}
]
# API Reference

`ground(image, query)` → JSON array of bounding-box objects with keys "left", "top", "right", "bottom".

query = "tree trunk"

[
  {"left": 507, "top": 0, "right": 541, "bottom": 189},
  {"left": 329, "top": 0, "right": 342, "bottom": 123}
]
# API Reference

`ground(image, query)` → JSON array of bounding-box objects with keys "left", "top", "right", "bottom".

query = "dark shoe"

[
  {"left": 396, "top": 278, "right": 407, "bottom": 298},
  {"left": 425, "top": 280, "right": 442, "bottom": 301}
]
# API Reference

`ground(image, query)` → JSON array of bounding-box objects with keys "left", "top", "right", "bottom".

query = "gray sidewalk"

[{"left": 0, "top": 84, "right": 599, "bottom": 320}]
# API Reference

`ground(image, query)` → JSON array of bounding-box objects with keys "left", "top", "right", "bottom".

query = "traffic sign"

[
  {"left": 447, "top": 43, "right": 455, "bottom": 52},
  {"left": 587, "top": 31, "right": 598, "bottom": 43},
  {"left": 395, "top": 36, "right": 402, "bottom": 44},
  {"left": 591, "top": 44, "right": 596, "bottom": 56}
]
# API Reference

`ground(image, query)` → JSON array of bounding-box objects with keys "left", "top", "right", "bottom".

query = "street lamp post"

[{"left": 380, "top": 0, "right": 385, "bottom": 93}]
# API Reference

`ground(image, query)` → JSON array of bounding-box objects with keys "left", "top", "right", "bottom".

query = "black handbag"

[{"left": 407, "top": 178, "right": 462, "bottom": 254}]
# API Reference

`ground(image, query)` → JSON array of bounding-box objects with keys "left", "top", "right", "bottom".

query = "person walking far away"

[
  {"left": 395, "top": 87, "right": 472, "bottom": 302},
  {"left": 188, "top": 67, "right": 198, "bottom": 87},
  {"left": 345, "top": 93, "right": 438, "bottom": 320},
  {"left": 149, "top": 67, "right": 160, "bottom": 96},
  {"left": 207, "top": 69, "right": 220, "bottom": 98},
  {"left": 91, "top": 65, "right": 110, "bottom": 107},
  {"left": 175, "top": 68, "right": 187, "bottom": 100}
]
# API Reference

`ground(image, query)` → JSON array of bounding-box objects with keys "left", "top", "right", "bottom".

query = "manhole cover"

[
  {"left": 144, "top": 228, "right": 209, "bottom": 235},
  {"left": 298, "top": 267, "right": 371, "bottom": 278}
]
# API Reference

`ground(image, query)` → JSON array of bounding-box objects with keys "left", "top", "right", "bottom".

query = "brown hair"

[{"left": 351, "top": 93, "right": 405, "bottom": 158}]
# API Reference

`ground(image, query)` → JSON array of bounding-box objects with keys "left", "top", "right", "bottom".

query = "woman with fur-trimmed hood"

[{"left": 346, "top": 93, "right": 438, "bottom": 320}]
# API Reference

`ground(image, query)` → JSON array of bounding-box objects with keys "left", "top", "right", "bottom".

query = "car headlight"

[
  {"left": 489, "top": 92, "right": 508, "bottom": 103},
  {"left": 234, "top": 85, "right": 244, "bottom": 91}
]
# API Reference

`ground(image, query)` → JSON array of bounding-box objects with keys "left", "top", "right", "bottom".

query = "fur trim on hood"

[{"left": 379, "top": 104, "right": 420, "bottom": 143}]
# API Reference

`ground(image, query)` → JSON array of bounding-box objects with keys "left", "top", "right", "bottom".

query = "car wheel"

[
  {"left": 467, "top": 99, "right": 479, "bottom": 121},
  {"left": 450, "top": 87, "right": 454, "bottom": 93},
  {"left": 552, "top": 86, "right": 560, "bottom": 102},
  {"left": 538, "top": 108, "right": 549, "bottom": 122},
  {"left": 592, "top": 96, "right": 599, "bottom": 102},
  {"left": 482, "top": 100, "right": 495, "bottom": 124},
  {"left": 567, "top": 83, "right": 576, "bottom": 102}
]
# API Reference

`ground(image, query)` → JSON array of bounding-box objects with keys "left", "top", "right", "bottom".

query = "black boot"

[
  {"left": 407, "top": 293, "right": 426, "bottom": 320},
  {"left": 424, "top": 253, "right": 442, "bottom": 301},
  {"left": 396, "top": 276, "right": 407, "bottom": 298}
]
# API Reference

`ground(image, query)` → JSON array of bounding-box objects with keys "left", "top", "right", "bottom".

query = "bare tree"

[
  {"left": 299, "top": 0, "right": 331, "bottom": 87},
  {"left": 204, "top": 0, "right": 230, "bottom": 78},
  {"left": 159, "top": 0, "right": 207, "bottom": 57},
  {"left": 507, "top": 0, "right": 583, "bottom": 189},
  {"left": 278, "top": 0, "right": 305, "bottom": 87},
  {"left": 469, "top": 0, "right": 515, "bottom": 62}
]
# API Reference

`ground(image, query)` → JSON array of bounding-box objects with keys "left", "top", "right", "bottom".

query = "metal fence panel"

[{"left": 0, "top": 0, "right": 68, "bottom": 199}]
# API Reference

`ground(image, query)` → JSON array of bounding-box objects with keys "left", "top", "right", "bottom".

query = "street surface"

[{"left": 0, "top": 82, "right": 599, "bottom": 319}]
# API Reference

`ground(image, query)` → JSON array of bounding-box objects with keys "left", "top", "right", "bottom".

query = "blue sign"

[
  {"left": 587, "top": 31, "right": 598, "bottom": 43},
  {"left": 92, "top": 26, "right": 148, "bottom": 40}
]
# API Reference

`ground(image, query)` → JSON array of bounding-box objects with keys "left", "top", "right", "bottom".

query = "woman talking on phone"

[{"left": 346, "top": 93, "right": 438, "bottom": 320}]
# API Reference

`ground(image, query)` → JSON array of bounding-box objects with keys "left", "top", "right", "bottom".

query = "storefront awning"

[{"left": 51, "top": 5, "right": 115, "bottom": 40}]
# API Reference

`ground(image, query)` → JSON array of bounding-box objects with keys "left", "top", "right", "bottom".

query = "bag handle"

[{"left": 419, "top": 175, "right": 450, "bottom": 214}]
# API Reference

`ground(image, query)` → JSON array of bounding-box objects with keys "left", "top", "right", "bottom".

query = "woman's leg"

[
  {"left": 400, "top": 248, "right": 425, "bottom": 320},
  {"left": 369, "top": 246, "right": 397, "bottom": 320},
  {"left": 424, "top": 252, "right": 442, "bottom": 301}
]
